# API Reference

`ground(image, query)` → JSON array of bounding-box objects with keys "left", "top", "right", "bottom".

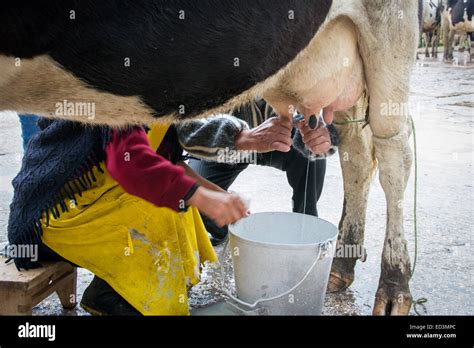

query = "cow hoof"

[
  {"left": 327, "top": 270, "right": 354, "bottom": 293},
  {"left": 372, "top": 285, "right": 412, "bottom": 316}
]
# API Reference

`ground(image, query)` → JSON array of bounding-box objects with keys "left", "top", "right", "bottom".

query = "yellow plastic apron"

[{"left": 41, "top": 123, "right": 217, "bottom": 315}]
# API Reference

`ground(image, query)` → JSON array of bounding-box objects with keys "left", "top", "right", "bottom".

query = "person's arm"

[
  {"left": 176, "top": 115, "right": 249, "bottom": 161},
  {"left": 105, "top": 127, "right": 249, "bottom": 226},
  {"left": 105, "top": 128, "right": 199, "bottom": 212},
  {"left": 177, "top": 100, "right": 337, "bottom": 163},
  {"left": 234, "top": 116, "right": 292, "bottom": 153},
  {"left": 177, "top": 114, "right": 293, "bottom": 159},
  {"left": 176, "top": 161, "right": 252, "bottom": 225}
]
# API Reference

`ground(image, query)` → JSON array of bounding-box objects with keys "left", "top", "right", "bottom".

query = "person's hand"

[
  {"left": 235, "top": 116, "right": 292, "bottom": 153},
  {"left": 295, "top": 121, "right": 332, "bottom": 155},
  {"left": 186, "top": 187, "right": 249, "bottom": 227}
]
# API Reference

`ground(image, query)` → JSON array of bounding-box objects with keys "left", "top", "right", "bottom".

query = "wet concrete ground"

[{"left": 0, "top": 50, "right": 472, "bottom": 316}]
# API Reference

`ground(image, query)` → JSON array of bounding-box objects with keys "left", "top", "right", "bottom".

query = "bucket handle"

[{"left": 219, "top": 236, "right": 334, "bottom": 313}]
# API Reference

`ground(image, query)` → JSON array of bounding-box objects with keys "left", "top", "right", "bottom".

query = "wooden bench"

[{"left": 0, "top": 259, "right": 77, "bottom": 315}]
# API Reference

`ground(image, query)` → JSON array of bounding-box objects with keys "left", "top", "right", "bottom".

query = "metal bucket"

[{"left": 227, "top": 212, "right": 338, "bottom": 315}]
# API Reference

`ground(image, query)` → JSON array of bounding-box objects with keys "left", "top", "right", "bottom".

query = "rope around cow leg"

[
  {"left": 409, "top": 117, "right": 428, "bottom": 315},
  {"left": 332, "top": 118, "right": 367, "bottom": 125},
  {"left": 410, "top": 116, "right": 418, "bottom": 279}
]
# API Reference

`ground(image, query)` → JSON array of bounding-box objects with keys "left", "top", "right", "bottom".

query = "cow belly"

[
  {"left": 262, "top": 16, "right": 365, "bottom": 123},
  {"left": 0, "top": 55, "right": 158, "bottom": 126},
  {"left": 452, "top": 20, "right": 474, "bottom": 33}
]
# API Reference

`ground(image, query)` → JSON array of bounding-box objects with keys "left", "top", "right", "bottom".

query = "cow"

[
  {"left": 441, "top": 0, "right": 474, "bottom": 61},
  {"left": 421, "top": 0, "right": 443, "bottom": 58},
  {"left": 0, "top": 0, "right": 420, "bottom": 315}
]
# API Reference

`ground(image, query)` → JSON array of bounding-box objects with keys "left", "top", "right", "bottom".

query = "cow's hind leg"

[
  {"left": 356, "top": 3, "right": 417, "bottom": 315},
  {"left": 442, "top": 17, "right": 454, "bottom": 61},
  {"left": 365, "top": 89, "right": 413, "bottom": 315},
  {"left": 371, "top": 126, "right": 413, "bottom": 315},
  {"left": 328, "top": 100, "right": 376, "bottom": 293},
  {"left": 445, "top": 29, "right": 456, "bottom": 60}
]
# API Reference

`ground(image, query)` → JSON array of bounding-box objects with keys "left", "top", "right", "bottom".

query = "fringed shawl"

[{"left": 7, "top": 118, "right": 117, "bottom": 270}]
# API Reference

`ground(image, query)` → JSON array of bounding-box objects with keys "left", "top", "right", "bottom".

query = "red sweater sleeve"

[{"left": 105, "top": 128, "right": 198, "bottom": 212}]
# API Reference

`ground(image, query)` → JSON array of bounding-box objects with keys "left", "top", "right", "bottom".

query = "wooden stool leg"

[
  {"left": 56, "top": 268, "right": 77, "bottom": 309},
  {"left": 0, "top": 290, "right": 32, "bottom": 315}
]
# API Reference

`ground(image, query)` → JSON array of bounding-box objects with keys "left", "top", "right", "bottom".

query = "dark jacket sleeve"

[{"left": 176, "top": 115, "right": 249, "bottom": 161}]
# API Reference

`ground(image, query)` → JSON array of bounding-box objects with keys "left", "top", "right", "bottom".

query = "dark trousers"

[{"left": 189, "top": 147, "right": 326, "bottom": 239}]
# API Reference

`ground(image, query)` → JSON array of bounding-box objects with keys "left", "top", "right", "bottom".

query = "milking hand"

[{"left": 295, "top": 111, "right": 326, "bottom": 160}]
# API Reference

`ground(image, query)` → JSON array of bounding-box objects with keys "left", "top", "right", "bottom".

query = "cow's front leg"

[
  {"left": 469, "top": 34, "right": 474, "bottom": 62},
  {"left": 371, "top": 127, "right": 413, "bottom": 315},
  {"left": 328, "top": 103, "right": 377, "bottom": 292},
  {"left": 432, "top": 31, "right": 440, "bottom": 58}
]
